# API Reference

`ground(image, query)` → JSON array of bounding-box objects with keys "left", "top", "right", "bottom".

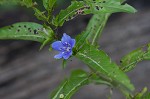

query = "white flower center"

[
  {"left": 66, "top": 47, "right": 71, "bottom": 52},
  {"left": 60, "top": 42, "right": 72, "bottom": 53}
]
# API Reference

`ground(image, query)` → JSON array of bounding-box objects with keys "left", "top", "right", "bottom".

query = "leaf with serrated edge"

[
  {"left": 120, "top": 44, "right": 150, "bottom": 72},
  {"left": 76, "top": 44, "right": 134, "bottom": 93},
  {"left": 51, "top": 70, "right": 89, "bottom": 99}
]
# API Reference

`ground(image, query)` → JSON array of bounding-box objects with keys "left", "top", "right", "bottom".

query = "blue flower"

[{"left": 52, "top": 33, "right": 75, "bottom": 59}]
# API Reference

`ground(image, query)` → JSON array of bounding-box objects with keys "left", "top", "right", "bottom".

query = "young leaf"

[
  {"left": 120, "top": 44, "right": 150, "bottom": 72},
  {"left": 50, "top": 70, "right": 89, "bottom": 99},
  {"left": 43, "top": 0, "right": 49, "bottom": 10},
  {"left": 33, "top": 7, "right": 48, "bottom": 22},
  {"left": 0, "top": 22, "right": 47, "bottom": 43},
  {"left": 133, "top": 87, "right": 150, "bottom": 99},
  {"left": 43, "top": 0, "right": 56, "bottom": 11},
  {"left": 20, "top": 0, "right": 33, "bottom": 8},
  {"left": 43, "top": 0, "right": 56, "bottom": 20},
  {"left": 76, "top": 44, "right": 134, "bottom": 93}
]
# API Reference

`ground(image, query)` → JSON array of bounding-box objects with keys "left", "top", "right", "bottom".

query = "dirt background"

[{"left": 0, "top": 0, "right": 150, "bottom": 99}]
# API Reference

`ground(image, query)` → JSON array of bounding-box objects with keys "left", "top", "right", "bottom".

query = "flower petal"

[
  {"left": 54, "top": 53, "right": 63, "bottom": 59},
  {"left": 52, "top": 41, "right": 63, "bottom": 51},
  {"left": 70, "top": 39, "right": 75, "bottom": 47},
  {"left": 63, "top": 51, "right": 72, "bottom": 59},
  {"left": 61, "top": 33, "right": 71, "bottom": 43}
]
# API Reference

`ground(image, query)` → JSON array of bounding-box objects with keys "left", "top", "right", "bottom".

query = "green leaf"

[
  {"left": 89, "top": 73, "right": 113, "bottom": 87},
  {"left": 43, "top": 0, "right": 56, "bottom": 11},
  {"left": 86, "top": 14, "right": 110, "bottom": 45},
  {"left": 76, "top": 44, "right": 134, "bottom": 93},
  {"left": 0, "top": 0, "right": 34, "bottom": 8},
  {"left": 142, "top": 93, "right": 150, "bottom": 99},
  {"left": 53, "top": 0, "right": 136, "bottom": 27},
  {"left": 50, "top": 70, "right": 89, "bottom": 99},
  {"left": 43, "top": 0, "right": 49, "bottom": 10},
  {"left": 0, "top": 0, "right": 19, "bottom": 5},
  {"left": 75, "top": 14, "right": 109, "bottom": 49},
  {"left": 133, "top": 87, "right": 150, "bottom": 99},
  {"left": 33, "top": 7, "right": 48, "bottom": 22},
  {"left": 135, "top": 87, "right": 148, "bottom": 99},
  {"left": 21, "top": 0, "right": 33, "bottom": 8},
  {"left": 39, "top": 25, "right": 55, "bottom": 49},
  {"left": 75, "top": 31, "right": 88, "bottom": 50},
  {"left": 84, "top": 0, "right": 136, "bottom": 14},
  {"left": 0, "top": 22, "right": 47, "bottom": 43},
  {"left": 52, "top": 1, "right": 85, "bottom": 26},
  {"left": 100, "top": 1, "right": 137, "bottom": 13},
  {"left": 43, "top": 0, "right": 56, "bottom": 20},
  {"left": 75, "top": 9, "right": 111, "bottom": 49},
  {"left": 120, "top": 44, "right": 150, "bottom": 72}
]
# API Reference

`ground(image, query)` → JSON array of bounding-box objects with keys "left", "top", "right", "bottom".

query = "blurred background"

[{"left": 0, "top": 0, "right": 150, "bottom": 99}]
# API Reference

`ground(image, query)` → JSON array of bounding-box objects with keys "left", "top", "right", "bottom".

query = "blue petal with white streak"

[{"left": 52, "top": 33, "right": 75, "bottom": 59}]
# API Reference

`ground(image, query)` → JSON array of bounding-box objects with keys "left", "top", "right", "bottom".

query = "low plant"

[{"left": 0, "top": 0, "right": 150, "bottom": 99}]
